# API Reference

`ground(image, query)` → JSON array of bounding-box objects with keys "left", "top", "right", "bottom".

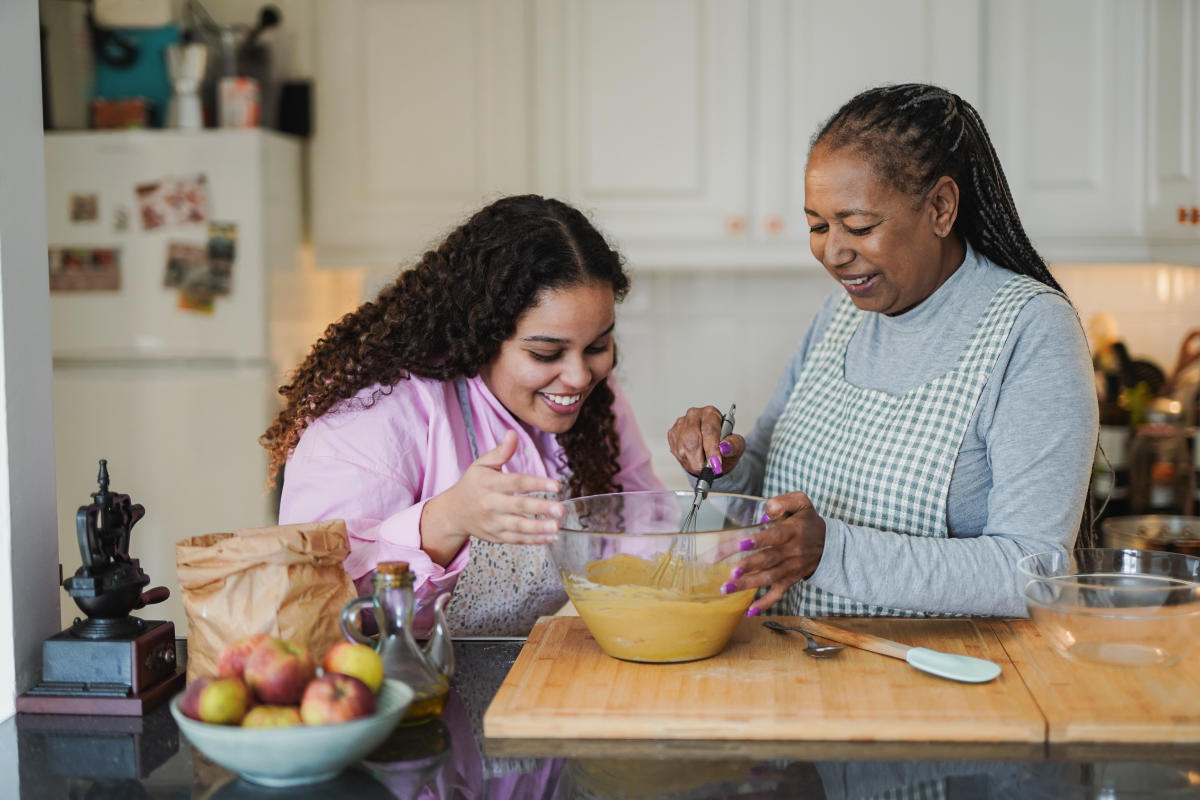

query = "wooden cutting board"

[
  {"left": 483, "top": 616, "right": 1044, "bottom": 742},
  {"left": 986, "top": 619, "right": 1200, "bottom": 744}
]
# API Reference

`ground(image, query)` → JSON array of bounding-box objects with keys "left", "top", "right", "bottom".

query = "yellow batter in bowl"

[{"left": 562, "top": 553, "right": 755, "bottom": 663}]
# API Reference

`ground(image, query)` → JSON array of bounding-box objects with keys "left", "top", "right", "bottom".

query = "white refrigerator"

[{"left": 44, "top": 129, "right": 303, "bottom": 635}]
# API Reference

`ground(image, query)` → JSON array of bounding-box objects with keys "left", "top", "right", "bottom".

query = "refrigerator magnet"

[
  {"left": 136, "top": 174, "right": 210, "bottom": 230},
  {"left": 49, "top": 246, "right": 121, "bottom": 292},
  {"left": 207, "top": 222, "right": 236, "bottom": 296},
  {"left": 163, "top": 242, "right": 208, "bottom": 290},
  {"left": 69, "top": 193, "right": 99, "bottom": 223},
  {"left": 177, "top": 289, "right": 216, "bottom": 314}
]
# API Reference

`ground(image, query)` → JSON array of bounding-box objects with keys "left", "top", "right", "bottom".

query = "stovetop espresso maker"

[{"left": 17, "top": 459, "right": 185, "bottom": 715}]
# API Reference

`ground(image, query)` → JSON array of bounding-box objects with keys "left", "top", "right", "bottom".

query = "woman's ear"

[{"left": 927, "top": 176, "right": 960, "bottom": 238}]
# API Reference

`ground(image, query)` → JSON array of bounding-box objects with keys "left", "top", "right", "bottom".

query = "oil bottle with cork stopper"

[{"left": 340, "top": 561, "right": 454, "bottom": 724}]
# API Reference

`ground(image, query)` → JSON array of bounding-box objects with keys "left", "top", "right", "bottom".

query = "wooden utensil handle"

[{"left": 801, "top": 618, "right": 912, "bottom": 660}]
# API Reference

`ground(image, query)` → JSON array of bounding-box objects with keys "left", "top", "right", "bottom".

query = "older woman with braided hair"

[
  {"left": 264, "top": 195, "right": 662, "bottom": 636},
  {"left": 669, "top": 83, "right": 1098, "bottom": 618}
]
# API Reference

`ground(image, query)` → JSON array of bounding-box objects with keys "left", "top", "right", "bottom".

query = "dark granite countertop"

[{"left": 3, "top": 638, "right": 1200, "bottom": 798}]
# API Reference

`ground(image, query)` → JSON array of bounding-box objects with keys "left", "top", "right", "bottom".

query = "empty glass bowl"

[
  {"left": 548, "top": 490, "right": 769, "bottom": 663},
  {"left": 1017, "top": 548, "right": 1200, "bottom": 667}
]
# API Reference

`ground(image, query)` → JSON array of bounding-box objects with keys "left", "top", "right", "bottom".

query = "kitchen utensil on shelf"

[
  {"left": 165, "top": 40, "right": 207, "bottom": 130},
  {"left": 784, "top": 618, "right": 1001, "bottom": 683},
  {"left": 762, "top": 620, "right": 844, "bottom": 657},
  {"left": 650, "top": 404, "right": 737, "bottom": 592},
  {"left": 341, "top": 561, "right": 454, "bottom": 725},
  {"left": 548, "top": 490, "right": 767, "bottom": 662},
  {"left": 1018, "top": 547, "right": 1200, "bottom": 667},
  {"left": 1101, "top": 514, "right": 1200, "bottom": 555}
]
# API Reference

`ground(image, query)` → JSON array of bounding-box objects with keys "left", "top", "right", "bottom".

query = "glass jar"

[{"left": 1128, "top": 399, "right": 1196, "bottom": 516}]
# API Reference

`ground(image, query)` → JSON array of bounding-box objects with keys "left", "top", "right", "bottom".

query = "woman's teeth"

[
  {"left": 842, "top": 275, "right": 871, "bottom": 286},
  {"left": 543, "top": 392, "right": 581, "bottom": 407}
]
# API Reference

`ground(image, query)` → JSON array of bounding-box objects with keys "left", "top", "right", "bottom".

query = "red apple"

[
  {"left": 322, "top": 641, "right": 385, "bottom": 693},
  {"left": 243, "top": 638, "right": 317, "bottom": 705},
  {"left": 217, "top": 633, "right": 270, "bottom": 680},
  {"left": 242, "top": 704, "right": 303, "bottom": 728},
  {"left": 179, "top": 676, "right": 251, "bottom": 725},
  {"left": 299, "top": 673, "right": 376, "bottom": 725}
]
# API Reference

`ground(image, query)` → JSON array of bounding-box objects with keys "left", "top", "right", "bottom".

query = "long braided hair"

[
  {"left": 813, "top": 83, "right": 1064, "bottom": 293},
  {"left": 261, "top": 195, "right": 630, "bottom": 498},
  {"left": 813, "top": 83, "right": 1097, "bottom": 547}
]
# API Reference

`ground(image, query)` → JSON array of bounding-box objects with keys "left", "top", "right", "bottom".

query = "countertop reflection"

[{"left": 3, "top": 639, "right": 1200, "bottom": 798}]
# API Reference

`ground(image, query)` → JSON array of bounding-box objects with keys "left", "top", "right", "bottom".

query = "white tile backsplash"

[{"left": 1051, "top": 263, "right": 1200, "bottom": 372}]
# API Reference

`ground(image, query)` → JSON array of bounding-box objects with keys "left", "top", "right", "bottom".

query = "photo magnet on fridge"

[
  {"left": 207, "top": 222, "right": 237, "bottom": 295},
  {"left": 49, "top": 246, "right": 121, "bottom": 292},
  {"left": 163, "top": 242, "right": 208, "bottom": 289},
  {"left": 136, "top": 174, "right": 210, "bottom": 230},
  {"left": 69, "top": 193, "right": 99, "bottom": 223}
]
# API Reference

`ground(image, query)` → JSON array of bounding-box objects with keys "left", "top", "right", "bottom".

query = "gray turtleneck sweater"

[{"left": 718, "top": 246, "right": 1098, "bottom": 616}]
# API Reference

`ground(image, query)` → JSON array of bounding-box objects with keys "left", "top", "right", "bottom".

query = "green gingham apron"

[{"left": 763, "top": 274, "right": 1054, "bottom": 617}]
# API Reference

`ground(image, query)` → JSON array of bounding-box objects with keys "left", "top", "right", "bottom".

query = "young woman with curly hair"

[{"left": 264, "top": 195, "right": 662, "bottom": 636}]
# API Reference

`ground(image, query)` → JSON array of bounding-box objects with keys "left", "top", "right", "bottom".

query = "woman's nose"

[
  {"left": 821, "top": 227, "right": 853, "bottom": 267},
  {"left": 559, "top": 355, "right": 591, "bottom": 389}
]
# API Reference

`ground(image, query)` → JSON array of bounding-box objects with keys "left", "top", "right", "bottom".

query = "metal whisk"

[
  {"left": 650, "top": 404, "right": 736, "bottom": 591},
  {"left": 679, "top": 404, "right": 736, "bottom": 534}
]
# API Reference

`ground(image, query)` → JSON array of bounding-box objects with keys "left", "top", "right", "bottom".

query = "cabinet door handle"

[
  {"left": 764, "top": 214, "right": 785, "bottom": 236},
  {"left": 725, "top": 215, "right": 747, "bottom": 236},
  {"left": 1180, "top": 206, "right": 1190, "bottom": 224},
  {"left": 1191, "top": 207, "right": 1199, "bottom": 225}
]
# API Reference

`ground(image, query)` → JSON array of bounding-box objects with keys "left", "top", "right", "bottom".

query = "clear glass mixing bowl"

[
  {"left": 1017, "top": 548, "right": 1200, "bottom": 667},
  {"left": 548, "top": 490, "right": 770, "bottom": 663}
]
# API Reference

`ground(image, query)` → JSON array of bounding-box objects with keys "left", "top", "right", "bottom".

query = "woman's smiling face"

[
  {"left": 804, "top": 143, "right": 962, "bottom": 316},
  {"left": 479, "top": 281, "right": 616, "bottom": 434}
]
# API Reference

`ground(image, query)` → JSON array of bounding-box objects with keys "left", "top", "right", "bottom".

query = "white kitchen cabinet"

[
  {"left": 750, "top": 0, "right": 982, "bottom": 267},
  {"left": 310, "top": 0, "right": 534, "bottom": 268},
  {"left": 1146, "top": 0, "right": 1200, "bottom": 257},
  {"left": 983, "top": 0, "right": 1150, "bottom": 262},
  {"left": 533, "top": 0, "right": 982, "bottom": 269}
]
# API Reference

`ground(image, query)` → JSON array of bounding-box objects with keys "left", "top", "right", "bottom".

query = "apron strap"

[{"left": 455, "top": 378, "right": 480, "bottom": 461}]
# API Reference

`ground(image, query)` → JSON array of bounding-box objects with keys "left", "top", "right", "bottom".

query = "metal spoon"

[{"left": 763, "top": 620, "right": 844, "bottom": 658}]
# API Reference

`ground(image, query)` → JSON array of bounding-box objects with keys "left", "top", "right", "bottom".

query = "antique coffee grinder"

[{"left": 17, "top": 460, "right": 185, "bottom": 715}]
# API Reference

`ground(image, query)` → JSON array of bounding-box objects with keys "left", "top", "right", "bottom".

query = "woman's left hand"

[{"left": 725, "top": 491, "right": 826, "bottom": 616}]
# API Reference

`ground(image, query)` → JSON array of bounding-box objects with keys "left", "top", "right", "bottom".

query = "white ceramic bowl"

[{"left": 171, "top": 678, "right": 414, "bottom": 787}]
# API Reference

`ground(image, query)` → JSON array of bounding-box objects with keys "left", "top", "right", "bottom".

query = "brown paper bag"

[{"left": 176, "top": 520, "right": 357, "bottom": 682}]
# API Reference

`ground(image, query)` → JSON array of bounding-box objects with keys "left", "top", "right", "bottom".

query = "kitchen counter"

[{"left": 3, "top": 638, "right": 1200, "bottom": 798}]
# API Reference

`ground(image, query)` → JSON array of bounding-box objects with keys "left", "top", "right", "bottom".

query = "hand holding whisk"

[
  {"left": 650, "top": 404, "right": 736, "bottom": 592},
  {"left": 680, "top": 404, "right": 736, "bottom": 533}
]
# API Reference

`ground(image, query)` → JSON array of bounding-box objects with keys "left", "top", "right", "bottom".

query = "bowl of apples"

[{"left": 171, "top": 635, "right": 413, "bottom": 787}]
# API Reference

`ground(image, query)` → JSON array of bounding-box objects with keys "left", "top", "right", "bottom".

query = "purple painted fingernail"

[
  {"left": 731, "top": 565, "right": 745, "bottom": 580},
  {"left": 721, "top": 581, "right": 737, "bottom": 595},
  {"left": 739, "top": 538, "right": 755, "bottom": 552},
  {"left": 708, "top": 455, "right": 723, "bottom": 475},
  {"left": 746, "top": 606, "right": 761, "bottom": 617},
  {"left": 718, "top": 441, "right": 733, "bottom": 456},
  {"left": 760, "top": 512, "right": 771, "bottom": 523}
]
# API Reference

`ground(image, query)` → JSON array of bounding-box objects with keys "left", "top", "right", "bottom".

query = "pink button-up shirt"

[{"left": 278, "top": 373, "right": 662, "bottom": 627}]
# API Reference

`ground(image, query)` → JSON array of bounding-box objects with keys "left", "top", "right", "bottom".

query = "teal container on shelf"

[{"left": 93, "top": 25, "right": 180, "bottom": 127}]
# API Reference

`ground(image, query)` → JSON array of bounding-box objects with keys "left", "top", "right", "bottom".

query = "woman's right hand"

[
  {"left": 667, "top": 405, "right": 745, "bottom": 478},
  {"left": 421, "top": 431, "right": 564, "bottom": 565}
]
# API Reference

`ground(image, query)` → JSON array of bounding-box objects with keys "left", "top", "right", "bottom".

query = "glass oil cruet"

[{"left": 340, "top": 561, "right": 454, "bottom": 724}]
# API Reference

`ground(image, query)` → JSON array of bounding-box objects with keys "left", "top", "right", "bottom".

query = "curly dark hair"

[{"left": 261, "top": 195, "right": 631, "bottom": 497}]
